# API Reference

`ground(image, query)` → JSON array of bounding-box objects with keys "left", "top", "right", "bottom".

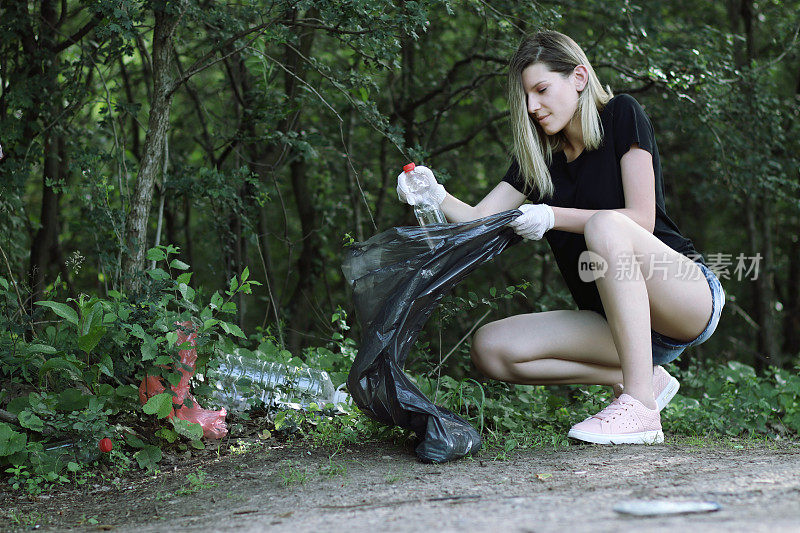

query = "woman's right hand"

[{"left": 396, "top": 165, "right": 446, "bottom": 206}]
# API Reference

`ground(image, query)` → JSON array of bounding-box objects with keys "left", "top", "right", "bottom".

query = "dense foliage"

[{"left": 1, "top": 0, "right": 799, "bottom": 492}]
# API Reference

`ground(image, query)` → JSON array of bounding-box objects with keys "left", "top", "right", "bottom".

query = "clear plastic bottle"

[
  {"left": 401, "top": 163, "right": 447, "bottom": 226},
  {"left": 208, "top": 353, "right": 349, "bottom": 412}
]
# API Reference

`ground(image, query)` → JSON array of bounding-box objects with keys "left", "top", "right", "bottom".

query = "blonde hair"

[{"left": 508, "top": 31, "right": 613, "bottom": 198}]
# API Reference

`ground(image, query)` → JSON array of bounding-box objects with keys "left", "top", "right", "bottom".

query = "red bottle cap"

[{"left": 403, "top": 163, "right": 416, "bottom": 173}]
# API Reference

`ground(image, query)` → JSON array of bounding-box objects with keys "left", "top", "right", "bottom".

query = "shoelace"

[{"left": 592, "top": 398, "right": 632, "bottom": 421}]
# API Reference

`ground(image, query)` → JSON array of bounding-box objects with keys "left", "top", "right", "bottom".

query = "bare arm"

[
  {"left": 551, "top": 144, "right": 656, "bottom": 233},
  {"left": 440, "top": 181, "right": 527, "bottom": 223}
]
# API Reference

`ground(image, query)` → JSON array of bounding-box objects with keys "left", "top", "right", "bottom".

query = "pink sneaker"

[
  {"left": 612, "top": 366, "right": 680, "bottom": 411},
  {"left": 568, "top": 394, "right": 664, "bottom": 445},
  {"left": 652, "top": 366, "right": 680, "bottom": 410}
]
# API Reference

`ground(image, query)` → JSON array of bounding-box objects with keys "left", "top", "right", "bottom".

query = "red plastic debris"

[
  {"left": 98, "top": 438, "right": 113, "bottom": 453},
  {"left": 138, "top": 321, "right": 228, "bottom": 439}
]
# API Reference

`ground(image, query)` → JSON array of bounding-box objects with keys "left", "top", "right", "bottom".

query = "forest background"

[{"left": 1, "top": 0, "right": 800, "bottom": 489}]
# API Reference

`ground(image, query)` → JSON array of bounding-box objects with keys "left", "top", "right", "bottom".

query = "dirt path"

[{"left": 3, "top": 439, "right": 800, "bottom": 532}]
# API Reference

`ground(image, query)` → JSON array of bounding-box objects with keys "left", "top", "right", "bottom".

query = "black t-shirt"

[{"left": 502, "top": 93, "right": 704, "bottom": 317}]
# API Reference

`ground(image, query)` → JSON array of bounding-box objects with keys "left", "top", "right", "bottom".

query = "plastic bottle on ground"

[
  {"left": 400, "top": 163, "right": 447, "bottom": 226},
  {"left": 209, "top": 352, "right": 349, "bottom": 412}
]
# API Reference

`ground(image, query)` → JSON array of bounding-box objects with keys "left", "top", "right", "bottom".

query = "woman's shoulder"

[
  {"left": 601, "top": 93, "right": 651, "bottom": 128},
  {"left": 603, "top": 93, "right": 642, "bottom": 114}
]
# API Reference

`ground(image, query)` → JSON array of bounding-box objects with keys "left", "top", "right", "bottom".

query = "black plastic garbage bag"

[{"left": 342, "top": 211, "right": 522, "bottom": 463}]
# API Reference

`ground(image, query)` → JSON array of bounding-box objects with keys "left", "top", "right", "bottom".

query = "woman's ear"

[{"left": 572, "top": 65, "right": 589, "bottom": 92}]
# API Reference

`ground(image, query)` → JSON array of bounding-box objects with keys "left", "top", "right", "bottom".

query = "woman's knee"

[
  {"left": 470, "top": 323, "right": 508, "bottom": 379},
  {"left": 584, "top": 210, "right": 630, "bottom": 254}
]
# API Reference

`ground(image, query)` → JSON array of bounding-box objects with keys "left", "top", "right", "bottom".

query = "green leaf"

[
  {"left": 166, "top": 331, "right": 178, "bottom": 347},
  {"left": 134, "top": 445, "right": 162, "bottom": 471},
  {"left": 24, "top": 344, "right": 57, "bottom": 355},
  {"left": 229, "top": 276, "right": 239, "bottom": 293},
  {"left": 178, "top": 283, "right": 195, "bottom": 303},
  {"left": 210, "top": 292, "right": 223, "bottom": 309},
  {"left": 171, "top": 418, "right": 203, "bottom": 441},
  {"left": 155, "top": 427, "right": 178, "bottom": 443},
  {"left": 98, "top": 354, "right": 114, "bottom": 378},
  {"left": 83, "top": 301, "right": 103, "bottom": 335},
  {"left": 67, "top": 462, "right": 80, "bottom": 473},
  {"left": 39, "top": 357, "right": 83, "bottom": 384},
  {"left": 124, "top": 434, "right": 146, "bottom": 449},
  {"left": 176, "top": 272, "right": 192, "bottom": 285},
  {"left": 6, "top": 396, "right": 31, "bottom": 415},
  {"left": 57, "top": 388, "right": 89, "bottom": 411},
  {"left": 0, "top": 423, "right": 27, "bottom": 457},
  {"left": 35, "top": 301, "right": 79, "bottom": 326},
  {"left": 220, "top": 321, "right": 246, "bottom": 338},
  {"left": 115, "top": 384, "right": 139, "bottom": 401},
  {"left": 155, "top": 355, "right": 174, "bottom": 366},
  {"left": 221, "top": 302, "right": 237, "bottom": 314},
  {"left": 146, "top": 248, "right": 166, "bottom": 262},
  {"left": 241, "top": 266, "right": 250, "bottom": 282},
  {"left": 489, "top": 287, "right": 496, "bottom": 297},
  {"left": 141, "top": 335, "right": 158, "bottom": 361},
  {"left": 142, "top": 393, "right": 174, "bottom": 419},
  {"left": 130, "top": 324, "right": 146, "bottom": 339},
  {"left": 0, "top": 277, "right": 8, "bottom": 290},
  {"left": 78, "top": 325, "right": 106, "bottom": 354},
  {"left": 18, "top": 411, "right": 44, "bottom": 433},
  {"left": 169, "top": 259, "right": 190, "bottom": 270},
  {"left": 147, "top": 268, "right": 170, "bottom": 281}
]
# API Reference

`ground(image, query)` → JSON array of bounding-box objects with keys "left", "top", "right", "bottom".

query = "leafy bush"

[{"left": 0, "top": 245, "right": 260, "bottom": 490}]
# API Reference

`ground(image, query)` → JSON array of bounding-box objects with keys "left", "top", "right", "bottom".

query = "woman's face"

[{"left": 521, "top": 62, "right": 586, "bottom": 136}]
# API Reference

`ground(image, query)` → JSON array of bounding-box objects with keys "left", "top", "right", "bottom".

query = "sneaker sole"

[
  {"left": 567, "top": 428, "right": 665, "bottom": 445},
  {"left": 655, "top": 376, "right": 680, "bottom": 411}
]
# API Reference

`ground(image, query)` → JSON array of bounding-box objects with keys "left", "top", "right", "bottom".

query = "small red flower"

[{"left": 98, "top": 438, "right": 113, "bottom": 453}]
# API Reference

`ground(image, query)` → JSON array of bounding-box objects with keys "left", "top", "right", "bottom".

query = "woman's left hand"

[{"left": 509, "top": 204, "right": 555, "bottom": 240}]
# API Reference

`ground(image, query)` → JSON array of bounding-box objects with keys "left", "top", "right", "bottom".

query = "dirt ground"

[{"left": 2, "top": 437, "right": 800, "bottom": 532}]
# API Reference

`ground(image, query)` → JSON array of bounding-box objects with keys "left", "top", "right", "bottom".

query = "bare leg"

[
  {"left": 583, "top": 211, "right": 712, "bottom": 409},
  {"left": 471, "top": 310, "right": 623, "bottom": 382},
  {"left": 586, "top": 217, "right": 656, "bottom": 408},
  {"left": 471, "top": 212, "right": 712, "bottom": 413}
]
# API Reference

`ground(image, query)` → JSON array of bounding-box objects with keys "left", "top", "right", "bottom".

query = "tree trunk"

[
  {"left": 28, "top": 135, "right": 62, "bottom": 307},
  {"left": 287, "top": 157, "right": 321, "bottom": 354},
  {"left": 729, "top": 0, "right": 781, "bottom": 368},
  {"left": 122, "top": 2, "right": 187, "bottom": 293},
  {"left": 745, "top": 195, "right": 780, "bottom": 368},
  {"left": 282, "top": 7, "right": 319, "bottom": 354},
  {"left": 27, "top": 0, "right": 60, "bottom": 310},
  {"left": 781, "top": 70, "right": 800, "bottom": 358}
]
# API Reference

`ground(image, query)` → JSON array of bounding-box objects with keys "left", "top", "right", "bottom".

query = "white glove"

[
  {"left": 509, "top": 204, "right": 555, "bottom": 240},
  {"left": 397, "top": 165, "right": 446, "bottom": 206}
]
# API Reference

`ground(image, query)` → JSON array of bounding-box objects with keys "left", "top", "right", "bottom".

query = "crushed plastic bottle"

[
  {"left": 138, "top": 321, "right": 228, "bottom": 439},
  {"left": 208, "top": 352, "right": 350, "bottom": 412},
  {"left": 400, "top": 163, "right": 447, "bottom": 226}
]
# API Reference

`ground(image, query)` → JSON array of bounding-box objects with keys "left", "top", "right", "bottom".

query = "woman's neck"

[{"left": 562, "top": 117, "right": 585, "bottom": 159}]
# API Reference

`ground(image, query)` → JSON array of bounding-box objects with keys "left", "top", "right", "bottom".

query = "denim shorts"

[{"left": 651, "top": 262, "right": 725, "bottom": 366}]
